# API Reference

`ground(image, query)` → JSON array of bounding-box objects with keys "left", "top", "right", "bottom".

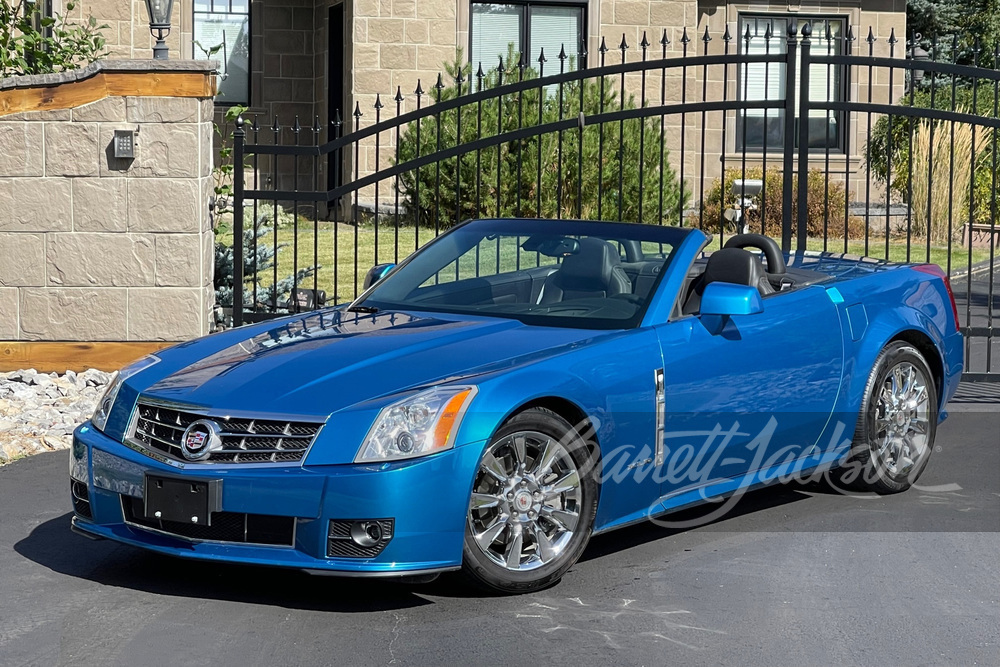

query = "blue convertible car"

[{"left": 70, "top": 218, "right": 963, "bottom": 592}]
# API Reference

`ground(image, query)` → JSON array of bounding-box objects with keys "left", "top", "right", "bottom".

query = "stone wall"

[
  {"left": 0, "top": 61, "right": 216, "bottom": 342},
  {"left": 60, "top": 0, "right": 195, "bottom": 60}
]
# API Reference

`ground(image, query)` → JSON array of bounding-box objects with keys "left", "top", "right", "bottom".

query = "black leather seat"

[
  {"left": 682, "top": 247, "right": 775, "bottom": 315},
  {"left": 538, "top": 237, "right": 632, "bottom": 304}
]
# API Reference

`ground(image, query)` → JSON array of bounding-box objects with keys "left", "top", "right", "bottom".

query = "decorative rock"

[{"left": 0, "top": 369, "right": 111, "bottom": 465}]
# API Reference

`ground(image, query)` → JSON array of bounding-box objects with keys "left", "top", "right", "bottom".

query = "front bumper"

[{"left": 69, "top": 423, "right": 484, "bottom": 576}]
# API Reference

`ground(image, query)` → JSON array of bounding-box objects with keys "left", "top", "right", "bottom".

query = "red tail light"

[{"left": 913, "top": 264, "right": 960, "bottom": 333}]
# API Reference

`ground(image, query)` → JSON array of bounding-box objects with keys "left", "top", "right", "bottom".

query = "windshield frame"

[{"left": 351, "top": 218, "right": 691, "bottom": 330}]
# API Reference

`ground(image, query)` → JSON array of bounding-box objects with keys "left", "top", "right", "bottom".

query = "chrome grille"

[{"left": 130, "top": 401, "right": 322, "bottom": 465}]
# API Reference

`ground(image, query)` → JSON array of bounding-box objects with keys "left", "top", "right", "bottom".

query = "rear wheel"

[
  {"left": 839, "top": 341, "right": 938, "bottom": 494},
  {"left": 462, "top": 408, "right": 598, "bottom": 593}
]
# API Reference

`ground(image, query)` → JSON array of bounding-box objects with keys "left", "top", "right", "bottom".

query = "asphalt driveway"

[{"left": 1, "top": 386, "right": 997, "bottom": 667}]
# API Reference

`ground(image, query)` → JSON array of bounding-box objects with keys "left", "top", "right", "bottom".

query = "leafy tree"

[
  {"left": 866, "top": 87, "right": 996, "bottom": 226},
  {"left": 395, "top": 50, "right": 689, "bottom": 229},
  {"left": 907, "top": 0, "right": 1000, "bottom": 73},
  {"left": 1, "top": 0, "right": 108, "bottom": 77}
]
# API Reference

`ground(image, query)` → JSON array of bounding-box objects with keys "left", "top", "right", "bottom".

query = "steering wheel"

[{"left": 723, "top": 233, "right": 787, "bottom": 276}]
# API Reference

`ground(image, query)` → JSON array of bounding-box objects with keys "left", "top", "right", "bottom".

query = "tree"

[
  {"left": 1, "top": 1, "right": 108, "bottom": 77},
  {"left": 395, "top": 50, "right": 689, "bottom": 229}
]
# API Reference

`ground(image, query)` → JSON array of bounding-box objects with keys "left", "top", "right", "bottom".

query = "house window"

[
  {"left": 193, "top": 0, "right": 250, "bottom": 105},
  {"left": 470, "top": 1, "right": 586, "bottom": 75},
  {"left": 738, "top": 15, "right": 847, "bottom": 151}
]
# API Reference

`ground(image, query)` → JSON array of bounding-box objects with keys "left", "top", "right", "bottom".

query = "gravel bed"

[{"left": 0, "top": 369, "right": 112, "bottom": 465}]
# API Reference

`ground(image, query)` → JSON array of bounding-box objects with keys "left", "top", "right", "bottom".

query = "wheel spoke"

[
  {"left": 531, "top": 438, "right": 559, "bottom": 477},
  {"left": 504, "top": 524, "right": 523, "bottom": 569},
  {"left": 475, "top": 515, "right": 508, "bottom": 550},
  {"left": 511, "top": 434, "right": 527, "bottom": 467},
  {"left": 544, "top": 470, "right": 580, "bottom": 499},
  {"left": 910, "top": 418, "right": 929, "bottom": 435},
  {"left": 874, "top": 416, "right": 891, "bottom": 434},
  {"left": 471, "top": 492, "right": 501, "bottom": 510},
  {"left": 903, "top": 365, "right": 916, "bottom": 396},
  {"left": 481, "top": 452, "right": 509, "bottom": 484},
  {"left": 876, "top": 436, "right": 894, "bottom": 459},
  {"left": 543, "top": 506, "right": 579, "bottom": 532},
  {"left": 533, "top": 524, "right": 556, "bottom": 562}
]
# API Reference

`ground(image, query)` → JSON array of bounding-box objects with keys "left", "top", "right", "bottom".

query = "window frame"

[
  {"left": 468, "top": 0, "right": 588, "bottom": 73},
  {"left": 735, "top": 13, "right": 850, "bottom": 154},
  {"left": 193, "top": 0, "right": 252, "bottom": 107}
]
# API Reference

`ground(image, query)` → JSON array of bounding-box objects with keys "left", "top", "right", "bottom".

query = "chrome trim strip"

[
  {"left": 654, "top": 368, "right": 665, "bottom": 467},
  {"left": 119, "top": 496, "right": 298, "bottom": 549}
]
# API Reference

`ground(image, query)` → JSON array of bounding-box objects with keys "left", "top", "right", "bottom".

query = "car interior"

[{"left": 403, "top": 232, "right": 832, "bottom": 323}]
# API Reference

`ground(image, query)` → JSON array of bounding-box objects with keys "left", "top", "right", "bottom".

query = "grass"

[{"left": 217, "top": 219, "right": 997, "bottom": 303}]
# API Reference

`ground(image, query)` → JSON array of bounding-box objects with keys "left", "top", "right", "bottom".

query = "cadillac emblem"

[{"left": 180, "top": 419, "right": 223, "bottom": 461}]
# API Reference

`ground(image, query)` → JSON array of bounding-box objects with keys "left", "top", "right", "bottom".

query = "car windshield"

[{"left": 355, "top": 219, "right": 689, "bottom": 329}]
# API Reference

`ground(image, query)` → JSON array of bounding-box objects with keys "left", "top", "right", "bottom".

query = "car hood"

[{"left": 140, "top": 309, "right": 595, "bottom": 418}]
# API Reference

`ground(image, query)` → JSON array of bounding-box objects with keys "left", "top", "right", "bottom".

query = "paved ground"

[{"left": 0, "top": 390, "right": 997, "bottom": 667}]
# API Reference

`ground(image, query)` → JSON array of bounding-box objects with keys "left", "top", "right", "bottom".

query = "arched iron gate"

[{"left": 230, "top": 22, "right": 998, "bottom": 381}]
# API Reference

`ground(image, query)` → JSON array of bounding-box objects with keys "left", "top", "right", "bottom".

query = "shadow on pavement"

[{"left": 13, "top": 513, "right": 489, "bottom": 610}]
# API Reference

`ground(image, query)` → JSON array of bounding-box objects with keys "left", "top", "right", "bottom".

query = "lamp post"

[
  {"left": 144, "top": 0, "right": 175, "bottom": 60},
  {"left": 907, "top": 33, "right": 930, "bottom": 90}
]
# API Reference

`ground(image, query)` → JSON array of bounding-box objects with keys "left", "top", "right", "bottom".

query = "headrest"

[
  {"left": 559, "top": 237, "right": 622, "bottom": 287},
  {"left": 703, "top": 247, "right": 765, "bottom": 287}
]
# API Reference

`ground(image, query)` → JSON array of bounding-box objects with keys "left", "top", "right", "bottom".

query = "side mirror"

[
  {"left": 362, "top": 263, "right": 395, "bottom": 290},
  {"left": 700, "top": 282, "right": 764, "bottom": 317}
]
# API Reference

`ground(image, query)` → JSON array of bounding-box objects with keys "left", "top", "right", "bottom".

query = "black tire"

[
  {"left": 461, "top": 407, "right": 599, "bottom": 594},
  {"left": 837, "top": 341, "right": 938, "bottom": 494}
]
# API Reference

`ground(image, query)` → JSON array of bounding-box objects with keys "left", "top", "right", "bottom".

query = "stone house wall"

[{"left": 0, "top": 61, "right": 216, "bottom": 342}]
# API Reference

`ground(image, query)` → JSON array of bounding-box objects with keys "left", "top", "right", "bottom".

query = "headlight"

[
  {"left": 355, "top": 386, "right": 477, "bottom": 462},
  {"left": 91, "top": 355, "right": 161, "bottom": 433}
]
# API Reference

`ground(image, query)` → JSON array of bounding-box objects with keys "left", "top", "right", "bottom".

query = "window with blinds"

[
  {"left": 737, "top": 15, "right": 846, "bottom": 151},
  {"left": 470, "top": 1, "right": 585, "bottom": 75}
]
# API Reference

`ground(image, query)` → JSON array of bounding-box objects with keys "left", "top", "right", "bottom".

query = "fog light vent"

[
  {"left": 327, "top": 519, "right": 393, "bottom": 558},
  {"left": 71, "top": 480, "right": 93, "bottom": 519}
]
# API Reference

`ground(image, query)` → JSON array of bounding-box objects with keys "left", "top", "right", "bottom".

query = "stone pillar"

[{"left": 0, "top": 60, "right": 216, "bottom": 342}]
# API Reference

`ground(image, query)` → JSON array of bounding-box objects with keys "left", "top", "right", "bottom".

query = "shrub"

[
  {"left": 395, "top": 51, "right": 689, "bottom": 229},
  {"left": 1, "top": 1, "right": 108, "bottom": 77},
  {"left": 909, "top": 118, "right": 989, "bottom": 243},
  {"left": 866, "top": 87, "right": 997, "bottom": 226},
  {"left": 698, "top": 166, "right": 866, "bottom": 240}
]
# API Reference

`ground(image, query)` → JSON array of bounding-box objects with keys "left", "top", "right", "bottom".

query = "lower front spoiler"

[{"left": 70, "top": 515, "right": 461, "bottom": 578}]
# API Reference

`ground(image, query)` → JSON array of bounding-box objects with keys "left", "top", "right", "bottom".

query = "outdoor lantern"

[
  {"left": 907, "top": 36, "right": 930, "bottom": 89},
  {"left": 144, "top": 0, "right": 175, "bottom": 60}
]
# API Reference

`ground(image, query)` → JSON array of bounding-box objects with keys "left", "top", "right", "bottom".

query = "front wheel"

[
  {"left": 462, "top": 408, "right": 599, "bottom": 593},
  {"left": 838, "top": 341, "right": 938, "bottom": 494}
]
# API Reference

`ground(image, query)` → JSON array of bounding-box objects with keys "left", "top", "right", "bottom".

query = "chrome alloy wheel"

[
  {"left": 873, "top": 361, "right": 932, "bottom": 477},
  {"left": 468, "top": 431, "right": 582, "bottom": 572}
]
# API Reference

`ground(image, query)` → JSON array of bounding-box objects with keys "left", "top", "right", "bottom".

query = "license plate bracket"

[{"left": 144, "top": 474, "right": 222, "bottom": 526}]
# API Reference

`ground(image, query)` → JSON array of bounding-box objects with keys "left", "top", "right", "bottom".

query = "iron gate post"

[
  {"left": 781, "top": 21, "right": 799, "bottom": 253},
  {"left": 232, "top": 117, "right": 245, "bottom": 327},
  {"left": 796, "top": 22, "right": 813, "bottom": 253}
]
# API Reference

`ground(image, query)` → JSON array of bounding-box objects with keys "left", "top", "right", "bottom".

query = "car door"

[{"left": 652, "top": 285, "right": 845, "bottom": 501}]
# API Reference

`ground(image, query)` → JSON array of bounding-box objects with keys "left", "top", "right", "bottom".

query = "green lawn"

[{"left": 219, "top": 220, "right": 996, "bottom": 303}]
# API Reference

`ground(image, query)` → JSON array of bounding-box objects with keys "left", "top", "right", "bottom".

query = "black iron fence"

[{"left": 230, "top": 22, "right": 999, "bottom": 382}]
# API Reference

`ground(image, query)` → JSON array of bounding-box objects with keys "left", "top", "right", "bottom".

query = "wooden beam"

[
  {"left": 0, "top": 342, "right": 174, "bottom": 373},
  {"left": 0, "top": 71, "right": 215, "bottom": 117}
]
